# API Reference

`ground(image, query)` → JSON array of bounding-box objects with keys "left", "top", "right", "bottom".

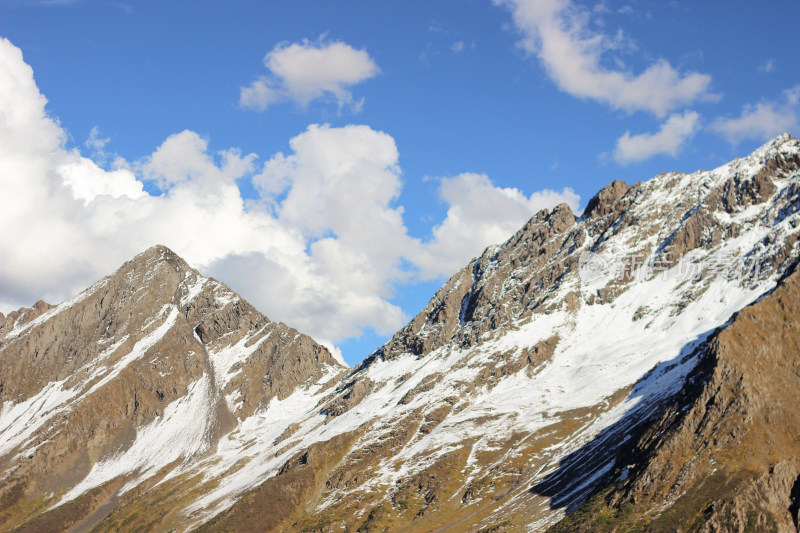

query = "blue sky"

[{"left": 1, "top": 0, "right": 798, "bottom": 364}]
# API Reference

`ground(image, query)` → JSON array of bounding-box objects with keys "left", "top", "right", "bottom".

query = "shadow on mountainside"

[
  {"left": 530, "top": 258, "right": 800, "bottom": 532},
  {"left": 528, "top": 326, "right": 719, "bottom": 514}
]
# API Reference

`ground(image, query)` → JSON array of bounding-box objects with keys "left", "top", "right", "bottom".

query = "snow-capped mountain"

[
  {"left": 2, "top": 134, "right": 799, "bottom": 532},
  {"left": 0, "top": 247, "right": 344, "bottom": 531}
]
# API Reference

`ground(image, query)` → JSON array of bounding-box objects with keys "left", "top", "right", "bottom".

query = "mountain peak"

[
  {"left": 0, "top": 247, "right": 345, "bottom": 527},
  {"left": 746, "top": 131, "right": 798, "bottom": 165},
  {"left": 583, "top": 179, "right": 629, "bottom": 219},
  {"left": 127, "top": 243, "right": 192, "bottom": 272},
  {"left": 766, "top": 131, "right": 794, "bottom": 145}
]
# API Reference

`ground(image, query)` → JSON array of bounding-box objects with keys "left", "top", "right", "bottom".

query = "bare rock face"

[
  {"left": 709, "top": 147, "right": 799, "bottom": 213},
  {"left": 323, "top": 377, "right": 373, "bottom": 418},
  {"left": 376, "top": 202, "right": 580, "bottom": 361},
  {"left": 0, "top": 245, "right": 343, "bottom": 531},
  {"left": 583, "top": 179, "right": 629, "bottom": 219}
]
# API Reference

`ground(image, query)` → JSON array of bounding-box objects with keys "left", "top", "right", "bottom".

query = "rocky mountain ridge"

[{"left": 1, "top": 134, "right": 800, "bottom": 531}]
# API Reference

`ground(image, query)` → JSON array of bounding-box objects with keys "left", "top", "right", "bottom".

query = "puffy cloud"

[
  {"left": 256, "top": 124, "right": 403, "bottom": 242},
  {"left": 0, "top": 38, "right": 318, "bottom": 339},
  {"left": 57, "top": 158, "right": 145, "bottom": 204},
  {"left": 247, "top": 123, "right": 414, "bottom": 339},
  {"left": 141, "top": 130, "right": 257, "bottom": 190},
  {"left": 414, "top": 173, "right": 580, "bottom": 278},
  {"left": 239, "top": 38, "right": 379, "bottom": 112},
  {"left": 613, "top": 111, "right": 700, "bottom": 164},
  {"left": 1, "top": 37, "right": 578, "bottom": 356},
  {"left": 239, "top": 78, "right": 282, "bottom": 112},
  {"left": 0, "top": 36, "right": 283, "bottom": 314},
  {"left": 0, "top": 37, "right": 63, "bottom": 156},
  {"left": 710, "top": 86, "right": 800, "bottom": 145},
  {"left": 206, "top": 249, "right": 407, "bottom": 344},
  {"left": 495, "top": 0, "right": 715, "bottom": 117}
]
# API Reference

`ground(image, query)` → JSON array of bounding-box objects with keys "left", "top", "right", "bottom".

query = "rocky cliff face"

[{"left": 1, "top": 135, "right": 800, "bottom": 532}]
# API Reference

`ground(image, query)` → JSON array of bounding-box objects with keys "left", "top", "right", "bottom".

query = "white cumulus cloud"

[
  {"left": 710, "top": 86, "right": 800, "bottom": 145},
  {"left": 495, "top": 0, "right": 716, "bottom": 117},
  {"left": 613, "top": 111, "right": 700, "bottom": 164},
  {"left": 239, "top": 37, "right": 379, "bottom": 112},
  {"left": 0, "top": 37, "right": 578, "bottom": 356}
]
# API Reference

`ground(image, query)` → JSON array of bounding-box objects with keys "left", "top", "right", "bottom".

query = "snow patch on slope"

[
  {"left": 0, "top": 379, "right": 74, "bottom": 461},
  {"left": 60, "top": 372, "right": 218, "bottom": 504}
]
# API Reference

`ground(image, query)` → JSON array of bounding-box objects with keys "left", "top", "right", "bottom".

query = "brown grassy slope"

[{"left": 195, "top": 430, "right": 360, "bottom": 533}]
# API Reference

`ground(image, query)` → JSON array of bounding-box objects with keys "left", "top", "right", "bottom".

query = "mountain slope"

[
  {"left": 0, "top": 246, "right": 344, "bottom": 532},
  {"left": 190, "top": 134, "right": 800, "bottom": 532},
  {"left": 1, "top": 134, "right": 799, "bottom": 532},
  {"left": 546, "top": 260, "right": 800, "bottom": 532}
]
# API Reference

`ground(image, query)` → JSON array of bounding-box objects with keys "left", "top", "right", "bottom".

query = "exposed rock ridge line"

[{"left": 371, "top": 133, "right": 800, "bottom": 364}]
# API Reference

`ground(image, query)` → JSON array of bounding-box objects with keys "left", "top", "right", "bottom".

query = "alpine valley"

[{"left": 2, "top": 134, "right": 800, "bottom": 533}]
